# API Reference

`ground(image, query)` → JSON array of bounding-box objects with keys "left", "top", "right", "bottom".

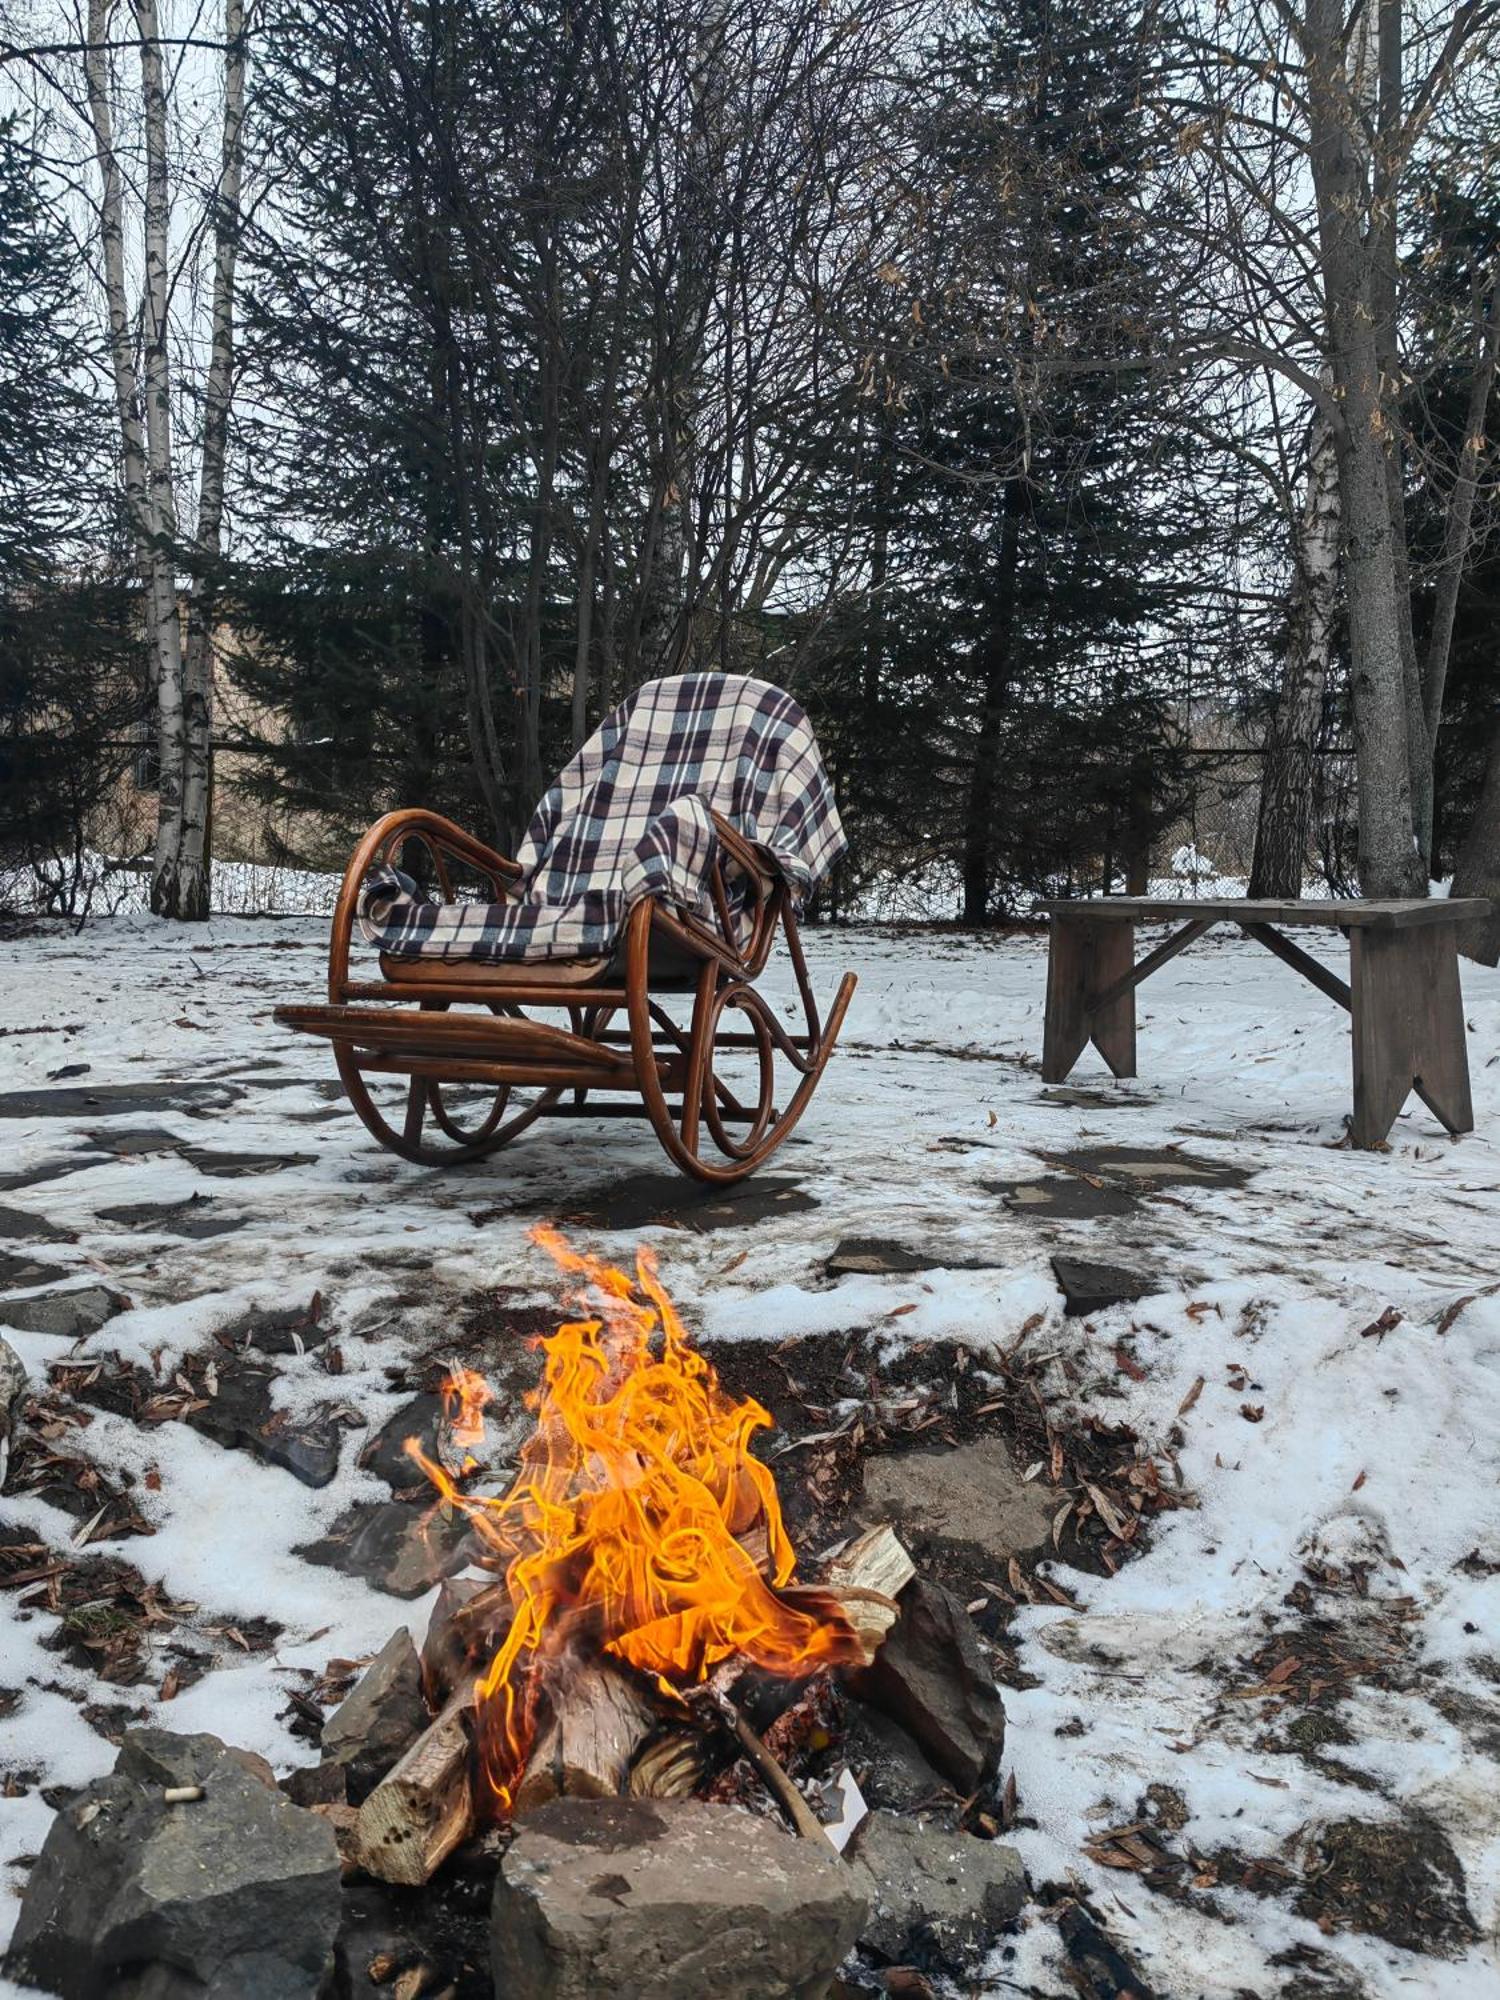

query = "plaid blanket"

[{"left": 357, "top": 672, "right": 846, "bottom": 962}]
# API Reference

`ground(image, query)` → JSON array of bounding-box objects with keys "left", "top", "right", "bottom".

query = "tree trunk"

[
  {"left": 961, "top": 476, "right": 1024, "bottom": 923},
  {"left": 1456, "top": 724, "right": 1500, "bottom": 964},
  {"left": 1251, "top": 407, "right": 1340, "bottom": 897},
  {"left": 175, "top": 0, "right": 246, "bottom": 923},
  {"left": 130, "top": 0, "right": 198, "bottom": 919},
  {"left": 1304, "top": 0, "right": 1424, "bottom": 898},
  {"left": 1419, "top": 284, "right": 1500, "bottom": 862},
  {"left": 1451, "top": 719, "right": 1500, "bottom": 966}
]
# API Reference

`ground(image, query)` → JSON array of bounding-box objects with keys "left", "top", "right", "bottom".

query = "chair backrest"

[{"left": 516, "top": 671, "right": 845, "bottom": 908}]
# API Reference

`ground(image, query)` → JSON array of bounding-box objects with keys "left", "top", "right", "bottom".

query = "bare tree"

[
  {"left": 1147, "top": 0, "right": 1497, "bottom": 896},
  {"left": 79, "top": 0, "right": 247, "bottom": 917}
]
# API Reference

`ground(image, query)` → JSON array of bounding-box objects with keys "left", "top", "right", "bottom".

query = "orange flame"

[{"left": 408, "top": 1225, "right": 862, "bottom": 1812}]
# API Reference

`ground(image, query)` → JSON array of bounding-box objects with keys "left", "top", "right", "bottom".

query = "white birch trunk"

[
  {"left": 129, "top": 0, "right": 197, "bottom": 918},
  {"left": 177, "top": 0, "right": 248, "bottom": 920}
]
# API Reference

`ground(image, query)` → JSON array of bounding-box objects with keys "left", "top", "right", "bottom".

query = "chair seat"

[{"left": 378, "top": 951, "right": 612, "bottom": 989}]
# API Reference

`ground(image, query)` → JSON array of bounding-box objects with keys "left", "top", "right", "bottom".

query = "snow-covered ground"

[{"left": 1, "top": 913, "right": 1497, "bottom": 1997}]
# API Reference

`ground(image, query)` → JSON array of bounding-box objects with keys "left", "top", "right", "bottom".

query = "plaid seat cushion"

[{"left": 357, "top": 672, "right": 846, "bottom": 962}]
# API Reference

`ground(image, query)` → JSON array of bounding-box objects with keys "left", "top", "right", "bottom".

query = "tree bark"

[
  {"left": 1251, "top": 406, "right": 1341, "bottom": 897},
  {"left": 1304, "top": 0, "right": 1424, "bottom": 898},
  {"left": 175, "top": 0, "right": 246, "bottom": 922},
  {"left": 1451, "top": 719, "right": 1500, "bottom": 966},
  {"left": 961, "top": 473, "right": 1024, "bottom": 922}
]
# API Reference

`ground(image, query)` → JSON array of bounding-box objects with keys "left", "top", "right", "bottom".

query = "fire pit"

[{"left": 6, "top": 1233, "right": 1023, "bottom": 2000}]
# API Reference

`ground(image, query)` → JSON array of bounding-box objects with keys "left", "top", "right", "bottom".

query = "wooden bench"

[{"left": 1039, "top": 896, "right": 1493, "bottom": 1148}]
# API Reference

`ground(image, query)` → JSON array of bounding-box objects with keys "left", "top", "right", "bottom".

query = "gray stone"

[
  {"left": 1, "top": 1332, "right": 27, "bottom": 1483},
  {"left": 827, "top": 1238, "right": 942, "bottom": 1277},
  {"left": 0, "top": 1284, "right": 128, "bottom": 1340},
  {"left": 861, "top": 1437, "right": 1057, "bottom": 1563},
  {"left": 185, "top": 1359, "right": 342, "bottom": 1488},
  {"left": 4, "top": 1727, "right": 340, "bottom": 2000},
  {"left": 0, "top": 1205, "right": 73, "bottom": 1242},
  {"left": 297, "top": 1497, "right": 472, "bottom": 1597},
  {"left": 181, "top": 1148, "right": 318, "bottom": 1179},
  {"left": 215, "top": 1301, "right": 332, "bottom": 1355},
  {"left": 84, "top": 1127, "right": 185, "bottom": 1158},
  {"left": 1050, "top": 1255, "right": 1155, "bottom": 1317},
  {"left": 850, "top": 1579, "right": 1005, "bottom": 1795},
  {"left": 987, "top": 1176, "right": 1139, "bottom": 1220},
  {"left": 1050, "top": 1144, "right": 1248, "bottom": 1192},
  {"left": 492, "top": 1797, "right": 867, "bottom": 2000},
  {"left": 318, "top": 1628, "right": 425, "bottom": 1805},
  {"left": 0, "top": 1153, "right": 115, "bottom": 1193},
  {"left": 850, "top": 1812, "right": 1025, "bottom": 1972},
  {"left": 96, "top": 1197, "right": 248, "bottom": 1242},
  {"left": 0, "top": 1083, "right": 240, "bottom": 1119},
  {"left": 0, "top": 1248, "right": 60, "bottom": 1289}
]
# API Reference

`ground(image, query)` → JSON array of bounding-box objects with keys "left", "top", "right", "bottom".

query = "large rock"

[
  {"left": 860, "top": 1437, "right": 1056, "bottom": 1564},
  {"left": 4, "top": 1728, "right": 341, "bottom": 1999},
  {"left": 850, "top": 1812, "right": 1024, "bottom": 1974},
  {"left": 491, "top": 1797, "right": 867, "bottom": 1999},
  {"left": 0, "top": 1285, "right": 127, "bottom": 1340},
  {"left": 318, "top": 1627, "right": 426, "bottom": 1804},
  {"left": 849, "top": 1578, "right": 1005, "bottom": 1794},
  {"left": 1, "top": 1331, "right": 27, "bottom": 1483}
]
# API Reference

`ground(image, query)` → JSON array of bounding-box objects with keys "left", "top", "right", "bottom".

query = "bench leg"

[
  {"left": 1043, "top": 917, "right": 1136, "bottom": 1083},
  {"left": 1349, "top": 927, "right": 1474, "bottom": 1147}
]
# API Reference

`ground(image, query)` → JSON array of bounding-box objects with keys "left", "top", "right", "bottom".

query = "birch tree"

[{"left": 81, "top": 0, "right": 247, "bottom": 918}]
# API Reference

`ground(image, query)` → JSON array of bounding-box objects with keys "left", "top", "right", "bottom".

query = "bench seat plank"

[{"left": 1040, "top": 896, "right": 1491, "bottom": 930}]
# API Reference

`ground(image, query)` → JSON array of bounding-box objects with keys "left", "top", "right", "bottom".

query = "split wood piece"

[
  {"left": 513, "top": 1659, "right": 659, "bottom": 1815},
  {"left": 627, "top": 1727, "right": 709, "bottom": 1801},
  {"left": 353, "top": 1689, "right": 476, "bottom": 1886},
  {"left": 784, "top": 1523, "right": 916, "bottom": 1661},
  {"left": 420, "top": 1576, "right": 509, "bottom": 1707}
]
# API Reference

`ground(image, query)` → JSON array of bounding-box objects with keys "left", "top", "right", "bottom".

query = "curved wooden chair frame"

[{"left": 274, "top": 808, "right": 856, "bottom": 1183}]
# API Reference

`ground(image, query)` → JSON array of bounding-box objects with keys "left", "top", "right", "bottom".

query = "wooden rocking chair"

[{"left": 274, "top": 807, "right": 856, "bottom": 1183}]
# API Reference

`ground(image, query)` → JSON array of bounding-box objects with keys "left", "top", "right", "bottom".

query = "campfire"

[
  {"left": 355, "top": 1227, "right": 916, "bottom": 1882},
  {"left": 6, "top": 1229, "right": 1023, "bottom": 2000}
]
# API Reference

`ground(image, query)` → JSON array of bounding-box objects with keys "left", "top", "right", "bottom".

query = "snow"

[{"left": 1, "top": 911, "right": 1498, "bottom": 1996}]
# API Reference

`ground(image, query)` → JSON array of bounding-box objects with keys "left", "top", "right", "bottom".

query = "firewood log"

[
  {"left": 779, "top": 1524, "right": 916, "bottom": 1663},
  {"left": 420, "top": 1577, "right": 508, "bottom": 1707},
  {"left": 513, "top": 1659, "right": 658, "bottom": 1815},
  {"left": 352, "top": 1689, "right": 475, "bottom": 1886}
]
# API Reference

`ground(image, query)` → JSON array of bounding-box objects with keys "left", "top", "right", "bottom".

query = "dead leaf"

[
  {"left": 1113, "top": 1344, "right": 1146, "bottom": 1383},
  {"left": 1177, "top": 1375, "right": 1205, "bottom": 1416},
  {"left": 159, "top": 1667, "right": 181, "bottom": 1701},
  {"left": 1239, "top": 1403, "right": 1265, "bottom": 1423},
  {"left": 1265, "top": 1655, "right": 1301, "bottom": 1685},
  {"left": 1351, "top": 1468, "right": 1367, "bottom": 1491},
  {"left": 1357, "top": 1306, "right": 1403, "bottom": 1341}
]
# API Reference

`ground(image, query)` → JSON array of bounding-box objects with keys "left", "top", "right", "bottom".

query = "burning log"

[
  {"left": 513, "top": 1660, "right": 659, "bottom": 1814},
  {"left": 352, "top": 1690, "right": 475, "bottom": 1886},
  {"left": 420, "top": 1576, "right": 506, "bottom": 1707}
]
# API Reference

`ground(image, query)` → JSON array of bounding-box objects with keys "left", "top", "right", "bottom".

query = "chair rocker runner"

[{"left": 274, "top": 673, "right": 856, "bottom": 1183}]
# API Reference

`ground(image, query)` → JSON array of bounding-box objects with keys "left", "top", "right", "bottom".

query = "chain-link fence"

[{"left": 1151, "top": 746, "right": 1358, "bottom": 894}]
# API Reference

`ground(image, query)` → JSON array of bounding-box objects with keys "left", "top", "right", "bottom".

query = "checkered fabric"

[{"left": 356, "top": 672, "right": 846, "bottom": 962}]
